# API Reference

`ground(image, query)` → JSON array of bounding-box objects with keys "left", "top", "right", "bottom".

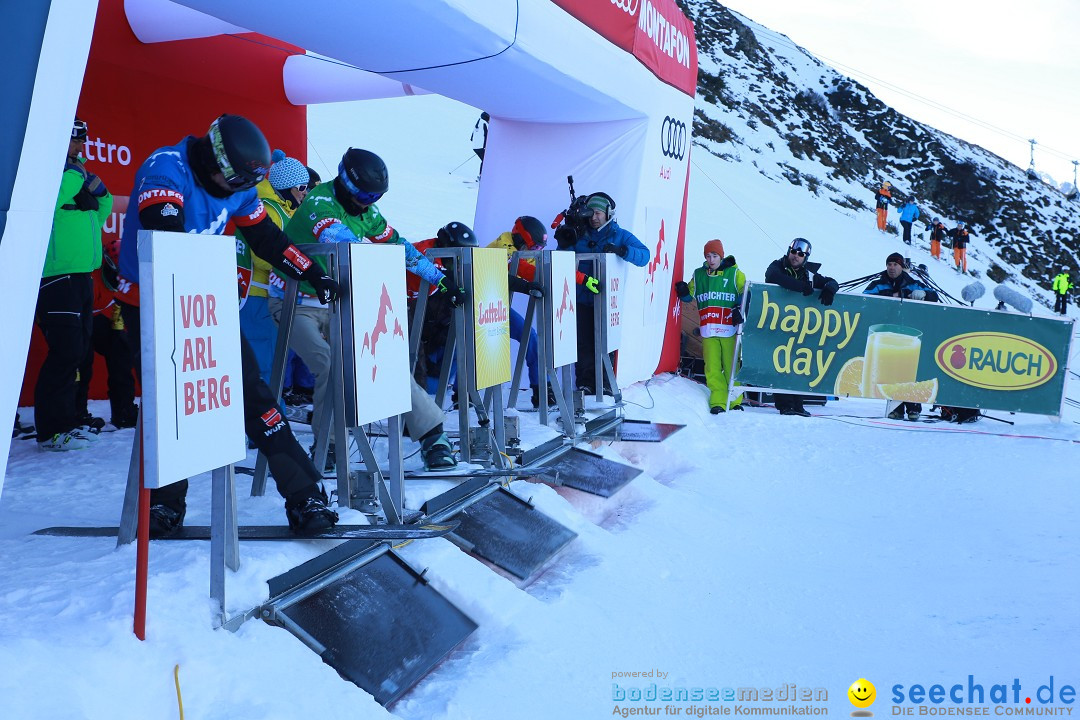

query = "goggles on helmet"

[
  {"left": 337, "top": 159, "right": 384, "bottom": 205},
  {"left": 72, "top": 119, "right": 88, "bottom": 142},
  {"left": 209, "top": 117, "right": 265, "bottom": 191}
]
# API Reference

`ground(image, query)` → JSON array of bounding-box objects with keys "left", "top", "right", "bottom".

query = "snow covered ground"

[{"left": 2, "top": 94, "right": 1078, "bottom": 720}]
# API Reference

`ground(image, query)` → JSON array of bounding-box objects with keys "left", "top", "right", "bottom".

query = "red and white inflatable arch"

[{"left": 2, "top": 0, "right": 696, "bottom": 495}]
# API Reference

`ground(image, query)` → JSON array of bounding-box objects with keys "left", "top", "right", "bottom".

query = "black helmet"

[
  {"left": 436, "top": 221, "right": 478, "bottom": 248},
  {"left": 512, "top": 216, "right": 547, "bottom": 250},
  {"left": 338, "top": 148, "right": 389, "bottom": 205},
  {"left": 788, "top": 237, "right": 812, "bottom": 258},
  {"left": 72, "top": 117, "right": 88, "bottom": 141},
  {"left": 207, "top": 114, "right": 270, "bottom": 191}
]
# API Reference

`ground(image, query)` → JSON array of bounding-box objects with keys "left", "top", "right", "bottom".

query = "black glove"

[
  {"left": 554, "top": 224, "right": 578, "bottom": 249},
  {"left": 731, "top": 307, "right": 744, "bottom": 326},
  {"left": 72, "top": 188, "right": 99, "bottom": 211},
  {"left": 527, "top": 281, "right": 545, "bottom": 299},
  {"left": 800, "top": 280, "right": 815, "bottom": 296},
  {"left": 437, "top": 279, "right": 468, "bottom": 307},
  {"left": 674, "top": 281, "right": 690, "bottom": 299},
  {"left": 819, "top": 283, "right": 838, "bottom": 306},
  {"left": 307, "top": 273, "right": 341, "bottom": 304},
  {"left": 602, "top": 243, "right": 628, "bottom": 258}
]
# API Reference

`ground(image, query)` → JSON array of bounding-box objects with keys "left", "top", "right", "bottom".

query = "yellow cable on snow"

[{"left": 174, "top": 664, "right": 184, "bottom": 720}]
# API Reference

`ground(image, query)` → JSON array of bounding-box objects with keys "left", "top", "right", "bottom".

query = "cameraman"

[{"left": 554, "top": 192, "right": 650, "bottom": 395}]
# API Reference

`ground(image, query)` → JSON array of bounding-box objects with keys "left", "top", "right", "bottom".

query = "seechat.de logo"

[{"left": 934, "top": 332, "right": 1057, "bottom": 391}]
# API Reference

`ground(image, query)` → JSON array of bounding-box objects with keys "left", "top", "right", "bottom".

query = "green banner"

[{"left": 737, "top": 282, "right": 1074, "bottom": 416}]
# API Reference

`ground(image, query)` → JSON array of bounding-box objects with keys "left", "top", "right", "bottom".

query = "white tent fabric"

[{"left": 162, "top": 0, "right": 694, "bottom": 385}]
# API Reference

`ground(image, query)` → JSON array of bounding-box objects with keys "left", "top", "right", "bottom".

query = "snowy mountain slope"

[{"left": 681, "top": 1, "right": 1080, "bottom": 307}]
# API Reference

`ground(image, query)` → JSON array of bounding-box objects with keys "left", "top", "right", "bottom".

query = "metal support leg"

[
  {"left": 117, "top": 411, "right": 142, "bottom": 547},
  {"left": 210, "top": 464, "right": 239, "bottom": 629}
]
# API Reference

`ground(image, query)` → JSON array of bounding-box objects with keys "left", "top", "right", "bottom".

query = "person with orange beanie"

[{"left": 674, "top": 239, "right": 745, "bottom": 413}]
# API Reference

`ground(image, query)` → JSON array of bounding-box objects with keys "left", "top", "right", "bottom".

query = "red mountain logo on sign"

[
  {"left": 645, "top": 218, "right": 670, "bottom": 303},
  {"left": 556, "top": 278, "right": 575, "bottom": 339},
  {"left": 934, "top": 332, "right": 1057, "bottom": 391},
  {"left": 361, "top": 284, "right": 405, "bottom": 381}
]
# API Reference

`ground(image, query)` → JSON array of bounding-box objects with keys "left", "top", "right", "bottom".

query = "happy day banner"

[{"left": 737, "top": 283, "right": 1074, "bottom": 416}]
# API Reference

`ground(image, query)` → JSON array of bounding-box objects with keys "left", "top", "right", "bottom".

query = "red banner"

[{"left": 550, "top": 0, "right": 697, "bottom": 97}]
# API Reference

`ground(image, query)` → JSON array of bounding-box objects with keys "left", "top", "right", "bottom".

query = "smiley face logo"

[{"left": 848, "top": 678, "right": 876, "bottom": 710}]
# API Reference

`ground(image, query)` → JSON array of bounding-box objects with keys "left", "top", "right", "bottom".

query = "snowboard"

[{"left": 33, "top": 520, "right": 460, "bottom": 541}]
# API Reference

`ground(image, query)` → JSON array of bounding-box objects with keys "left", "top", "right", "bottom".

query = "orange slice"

[
  {"left": 877, "top": 378, "right": 939, "bottom": 403},
  {"left": 833, "top": 357, "right": 865, "bottom": 396}
]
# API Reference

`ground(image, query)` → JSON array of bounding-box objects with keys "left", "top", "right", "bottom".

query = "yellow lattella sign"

[
  {"left": 934, "top": 332, "right": 1057, "bottom": 390},
  {"left": 755, "top": 290, "right": 862, "bottom": 388}
]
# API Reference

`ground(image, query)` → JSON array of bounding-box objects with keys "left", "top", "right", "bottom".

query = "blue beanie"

[{"left": 268, "top": 149, "right": 309, "bottom": 191}]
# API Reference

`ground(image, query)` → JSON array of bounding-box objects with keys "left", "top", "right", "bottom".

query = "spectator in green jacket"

[
  {"left": 1052, "top": 266, "right": 1073, "bottom": 315},
  {"left": 35, "top": 117, "right": 113, "bottom": 451}
]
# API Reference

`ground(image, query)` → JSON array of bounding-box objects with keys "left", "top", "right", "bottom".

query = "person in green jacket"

[
  {"left": 35, "top": 117, "right": 113, "bottom": 451},
  {"left": 675, "top": 239, "right": 746, "bottom": 413},
  {"left": 1052, "top": 266, "right": 1073, "bottom": 315}
]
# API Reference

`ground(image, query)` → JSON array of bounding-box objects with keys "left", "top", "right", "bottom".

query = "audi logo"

[
  {"left": 610, "top": 0, "right": 639, "bottom": 15},
  {"left": 661, "top": 116, "right": 687, "bottom": 160}
]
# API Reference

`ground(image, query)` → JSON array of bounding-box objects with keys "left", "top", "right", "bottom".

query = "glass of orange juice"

[{"left": 860, "top": 324, "right": 922, "bottom": 398}]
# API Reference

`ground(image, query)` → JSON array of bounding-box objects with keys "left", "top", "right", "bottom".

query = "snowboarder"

[
  {"left": 948, "top": 221, "right": 974, "bottom": 274},
  {"left": 897, "top": 198, "right": 920, "bottom": 245},
  {"left": 874, "top": 181, "right": 892, "bottom": 231},
  {"left": 764, "top": 238, "right": 839, "bottom": 416},
  {"left": 281, "top": 147, "right": 463, "bottom": 472},
  {"left": 863, "top": 252, "right": 939, "bottom": 420},
  {"left": 1052, "top": 266, "right": 1073, "bottom": 315},
  {"left": 115, "top": 114, "right": 341, "bottom": 537},
  {"left": 675, "top": 239, "right": 746, "bottom": 414}
]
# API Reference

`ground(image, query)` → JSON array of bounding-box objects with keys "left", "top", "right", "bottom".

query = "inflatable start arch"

[{"left": 1, "top": 0, "right": 697, "bottom": 496}]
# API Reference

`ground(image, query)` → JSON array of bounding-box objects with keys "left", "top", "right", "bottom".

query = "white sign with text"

[
  {"left": 602, "top": 254, "right": 629, "bottom": 352},
  {"left": 139, "top": 231, "right": 246, "bottom": 488}
]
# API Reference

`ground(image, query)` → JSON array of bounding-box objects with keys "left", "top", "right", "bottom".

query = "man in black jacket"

[{"left": 763, "top": 238, "right": 839, "bottom": 417}]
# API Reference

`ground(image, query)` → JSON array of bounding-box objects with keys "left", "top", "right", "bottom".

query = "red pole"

[{"left": 134, "top": 429, "right": 149, "bottom": 640}]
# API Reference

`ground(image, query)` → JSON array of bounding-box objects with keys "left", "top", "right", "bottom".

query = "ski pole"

[{"left": 448, "top": 154, "right": 475, "bottom": 175}]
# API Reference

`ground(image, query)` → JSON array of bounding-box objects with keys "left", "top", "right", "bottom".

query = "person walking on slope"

[
  {"left": 948, "top": 221, "right": 974, "bottom": 274},
  {"left": 764, "top": 238, "right": 840, "bottom": 417},
  {"left": 675, "top": 239, "right": 746, "bottom": 414},
  {"left": 1052, "top": 266, "right": 1073, "bottom": 315},
  {"left": 874, "top": 181, "right": 892, "bottom": 231},
  {"left": 863, "top": 252, "right": 939, "bottom": 421},
  {"left": 115, "top": 114, "right": 341, "bottom": 537},
  {"left": 928, "top": 217, "right": 947, "bottom": 260},
  {"left": 470, "top": 111, "right": 489, "bottom": 180},
  {"left": 897, "top": 198, "right": 920, "bottom": 245}
]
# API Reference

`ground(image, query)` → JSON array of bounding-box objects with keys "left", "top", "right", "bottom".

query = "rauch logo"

[{"left": 934, "top": 332, "right": 1056, "bottom": 391}]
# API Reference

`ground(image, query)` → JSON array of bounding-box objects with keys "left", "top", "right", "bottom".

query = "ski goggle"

[
  {"left": 209, "top": 118, "right": 266, "bottom": 191},
  {"left": 788, "top": 239, "right": 811, "bottom": 257},
  {"left": 72, "top": 119, "right": 88, "bottom": 141}
]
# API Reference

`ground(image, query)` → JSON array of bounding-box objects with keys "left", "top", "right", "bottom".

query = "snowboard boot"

[
  {"left": 285, "top": 485, "right": 338, "bottom": 534},
  {"left": 111, "top": 403, "right": 139, "bottom": 429},
  {"left": 148, "top": 503, "right": 185, "bottom": 538},
  {"left": 309, "top": 441, "right": 336, "bottom": 474},
  {"left": 710, "top": 405, "right": 725, "bottom": 414},
  {"left": 887, "top": 406, "right": 905, "bottom": 420},
  {"left": 421, "top": 432, "right": 457, "bottom": 470},
  {"left": 37, "top": 430, "right": 92, "bottom": 452},
  {"left": 906, "top": 411, "right": 921, "bottom": 421}
]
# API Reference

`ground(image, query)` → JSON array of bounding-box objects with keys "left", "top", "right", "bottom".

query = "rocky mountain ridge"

[{"left": 679, "top": 0, "right": 1079, "bottom": 307}]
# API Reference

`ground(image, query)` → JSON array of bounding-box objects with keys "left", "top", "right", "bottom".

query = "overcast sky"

[{"left": 718, "top": 0, "right": 1080, "bottom": 188}]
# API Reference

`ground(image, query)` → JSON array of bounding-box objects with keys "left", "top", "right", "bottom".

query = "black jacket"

[
  {"left": 947, "top": 226, "right": 974, "bottom": 248},
  {"left": 765, "top": 257, "right": 838, "bottom": 294}
]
